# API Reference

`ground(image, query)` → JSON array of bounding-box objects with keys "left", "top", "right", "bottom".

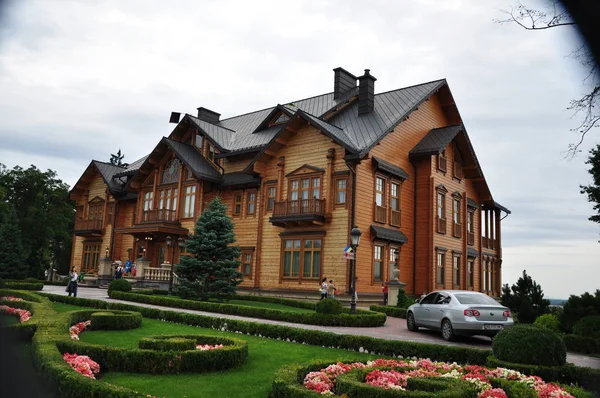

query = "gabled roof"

[
  {"left": 409, "top": 125, "right": 463, "bottom": 157},
  {"left": 162, "top": 138, "right": 222, "bottom": 183},
  {"left": 93, "top": 161, "right": 127, "bottom": 193},
  {"left": 186, "top": 115, "right": 235, "bottom": 151},
  {"left": 251, "top": 104, "right": 294, "bottom": 133},
  {"left": 372, "top": 156, "right": 409, "bottom": 180},
  {"left": 113, "top": 155, "right": 148, "bottom": 177}
]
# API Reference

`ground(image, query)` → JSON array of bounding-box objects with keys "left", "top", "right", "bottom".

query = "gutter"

[{"left": 412, "top": 161, "right": 417, "bottom": 295}]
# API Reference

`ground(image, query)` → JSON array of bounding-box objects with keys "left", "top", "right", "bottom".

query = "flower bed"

[
  {"left": 0, "top": 304, "right": 32, "bottom": 322},
  {"left": 0, "top": 296, "right": 24, "bottom": 302},
  {"left": 70, "top": 320, "right": 91, "bottom": 340},
  {"left": 63, "top": 353, "right": 100, "bottom": 379},
  {"left": 303, "top": 358, "right": 581, "bottom": 397},
  {"left": 196, "top": 344, "right": 223, "bottom": 351}
]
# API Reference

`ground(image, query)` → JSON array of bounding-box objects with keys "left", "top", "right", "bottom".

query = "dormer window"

[
  {"left": 272, "top": 113, "right": 290, "bottom": 125},
  {"left": 194, "top": 134, "right": 203, "bottom": 151},
  {"left": 437, "top": 149, "right": 447, "bottom": 173},
  {"left": 453, "top": 147, "right": 463, "bottom": 180},
  {"left": 208, "top": 144, "right": 215, "bottom": 162}
]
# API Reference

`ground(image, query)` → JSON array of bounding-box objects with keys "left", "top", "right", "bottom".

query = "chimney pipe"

[
  {"left": 358, "top": 69, "right": 377, "bottom": 116},
  {"left": 196, "top": 107, "right": 221, "bottom": 124},
  {"left": 333, "top": 67, "right": 357, "bottom": 100}
]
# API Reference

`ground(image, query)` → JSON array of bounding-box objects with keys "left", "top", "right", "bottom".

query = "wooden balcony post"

[
  {"left": 326, "top": 148, "right": 335, "bottom": 214},
  {"left": 277, "top": 157, "right": 285, "bottom": 201}
]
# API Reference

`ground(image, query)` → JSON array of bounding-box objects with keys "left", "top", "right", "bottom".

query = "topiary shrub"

[
  {"left": 90, "top": 310, "right": 142, "bottom": 330},
  {"left": 139, "top": 336, "right": 196, "bottom": 351},
  {"left": 573, "top": 315, "right": 600, "bottom": 339},
  {"left": 492, "top": 324, "right": 566, "bottom": 366},
  {"left": 396, "top": 288, "right": 416, "bottom": 308},
  {"left": 107, "top": 279, "right": 132, "bottom": 295},
  {"left": 315, "top": 298, "right": 343, "bottom": 314},
  {"left": 534, "top": 314, "right": 561, "bottom": 333}
]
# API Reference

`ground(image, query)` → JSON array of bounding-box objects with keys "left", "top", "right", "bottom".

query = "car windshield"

[{"left": 454, "top": 293, "right": 499, "bottom": 305}]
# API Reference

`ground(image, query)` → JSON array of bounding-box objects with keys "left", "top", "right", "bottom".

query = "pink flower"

[
  {"left": 195, "top": 344, "right": 224, "bottom": 351},
  {"left": 63, "top": 353, "right": 100, "bottom": 379},
  {"left": 480, "top": 388, "right": 508, "bottom": 398},
  {"left": 0, "top": 305, "right": 32, "bottom": 322},
  {"left": 69, "top": 320, "right": 91, "bottom": 340}
]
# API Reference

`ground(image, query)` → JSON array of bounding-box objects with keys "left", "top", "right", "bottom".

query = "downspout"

[
  {"left": 344, "top": 158, "right": 358, "bottom": 294},
  {"left": 412, "top": 162, "right": 417, "bottom": 295},
  {"left": 110, "top": 198, "right": 118, "bottom": 260}
]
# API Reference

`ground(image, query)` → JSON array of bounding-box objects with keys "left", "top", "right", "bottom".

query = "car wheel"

[
  {"left": 406, "top": 312, "right": 419, "bottom": 331},
  {"left": 441, "top": 319, "right": 455, "bottom": 341}
]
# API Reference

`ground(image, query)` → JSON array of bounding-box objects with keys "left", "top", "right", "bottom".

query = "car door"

[
  {"left": 412, "top": 293, "right": 438, "bottom": 328},
  {"left": 430, "top": 292, "right": 451, "bottom": 329}
]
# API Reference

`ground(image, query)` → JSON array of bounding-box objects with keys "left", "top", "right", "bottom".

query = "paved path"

[{"left": 42, "top": 285, "right": 600, "bottom": 369}]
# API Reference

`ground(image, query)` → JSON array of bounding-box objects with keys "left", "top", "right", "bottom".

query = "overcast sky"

[{"left": 0, "top": 0, "right": 598, "bottom": 299}]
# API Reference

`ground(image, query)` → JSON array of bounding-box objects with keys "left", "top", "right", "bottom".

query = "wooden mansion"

[{"left": 69, "top": 67, "right": 510, "bottom": 297}]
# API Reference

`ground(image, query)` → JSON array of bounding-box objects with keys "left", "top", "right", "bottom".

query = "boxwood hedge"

[{"left": 369, "top": 305, "right": 407, "bottom": 319}]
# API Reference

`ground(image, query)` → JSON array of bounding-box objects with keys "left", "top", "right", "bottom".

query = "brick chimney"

[
  {"left": 196, "top": 107, "right": 220, "bottom": 124},
  {"left": 357, "top": 69, "right": 377, "bottom": 116},
  {"left": 333, "top": 67, "right": 357, "bottom": 100}
]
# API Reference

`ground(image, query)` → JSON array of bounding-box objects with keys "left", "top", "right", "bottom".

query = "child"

[
  {"left": 319, "top": 277, "right": 328, "bottom": 300},
  {"left": 327, "top": 280, "right": 337, "bottom": 299}
]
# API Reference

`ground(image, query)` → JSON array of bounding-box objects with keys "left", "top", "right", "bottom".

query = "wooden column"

[
  {"left": 176, "top": 165, "right": 184, "bottom": 220},
  {"left": 326, "top": 148, "right": 335, "bottom": 214},
  {"left": 462, "top": 193, "right": 467, "bottom": 290},
  {"left": 276, "top": 156, "right": 285, "bottom": 201},
  {"left": 254, "top": 178, "right": 264, "bottom": 289},
  {"left": 153, "top": 168, "right": 159, "bottom": 210},
  {"left": 495, "top": 209, "right": 502, "bottom": 257},
  {"left": 102, "top": 188, "right": 109, "bottom": 227},
  {"left": 477, "top": 206, "right": 483, "bottom": 291}
]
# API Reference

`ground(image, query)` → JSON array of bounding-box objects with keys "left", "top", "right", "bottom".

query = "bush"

[
  {"left": 560, "top": 290, "right": 600, "bottom": 333},
  {"left": 533, "top": 314, "right": 560, "bottom": 332},
  {"left": 492, "top": 324, "right": 566, "bottom": 366},
  {"left": 562, "top": 334, "right": 600, "bottom": 354},
  {"left": 369, "top": 305, "right": 407, "bottom": 318},
  {"left": 573, "top": 315, "right": 600, "bottom": 339},
  {"left": 0, "top": 279, "right": 4, "bottom": 288},
  {"left": 3, "top": 281, "right": 43, "bottom": 291},
  {"left": 108, "top": 279, "right": 132, "bottom": 295},
  {"left": 396, "top": 288, "right": 415, "bottom": 309},
  {"left": 139, "top": 336, "right": 196, "bottom": 352},
  {"left": 315, "top": 298, "right": 343, "bottom": 314},
  {"left": 89, "top": 310, "right": 142, "bottom": 330}
]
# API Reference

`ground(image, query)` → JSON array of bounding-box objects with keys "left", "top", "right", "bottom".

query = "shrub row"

[
  {"left": 57, "top": 333, "right": 248, "bottom": 374},
  {"left": 139, "top": 336, "right": 197, "bottom": 351},
  {"left": 44, "top": 280, "right": 69, "bottom": 287},
  {"left": 562, "top": 334, "right": 600, "bottom": 354},
  {"left": 109, "top": 291, "right": 387, "bottom": 327},
  {"left": 492, "top": 324, "right": 567, "bottom": 367},
  {"left": 89, "top": 310, "right": 142, "bottom": 330},
  {"left": 3, "top": 281, "right": 43, "bottom": 291},
  {"left": 573, "top": 315, "right": 600, "bottom": 339},
  {"left": 132, "top": 288, "right": 168, "bottom": 296},
  {"left": 369, "top": 305, "right": 407, "bottom": 319}
]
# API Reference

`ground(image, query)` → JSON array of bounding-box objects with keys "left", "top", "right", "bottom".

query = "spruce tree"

[
  {"left": 0, "top": 206, "right": 26, "bottom": 280},
  {"left": 175, "top": 197, "right": 242, "bottom": 300},
  {"left": 501, "top": 270, "right": 550, "bottom": 324}
]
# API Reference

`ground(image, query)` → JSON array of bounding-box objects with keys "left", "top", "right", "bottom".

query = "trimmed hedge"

[
  {"left": 492, "top": 324, "right": 566, "bottom": 366},
  {"left": 44, "top": 280, "right": 69, "bottom": 287},
  {"left": 4, "top": 281, "right": 43, "bottom": 291},
  {"left": 139, "top": 336, "right": 196, "bottom": 351},
  {"left": 89, "top": 310, "right": 142, "bottom": 330},
  {"left": 109, "top": 290, "right": 387, "bottom": 327},
  {"left": 315, "top": 298, "right": 343, "bottom": 314},
  {"left": 573, "top": 315, "right": 600, "bottom": 339},
  {"left": 563, "top": 333, "right": 600, "bottom": 354},
  {"left": 107, "top": 279, "right": 132, "bottom": 295},
  {"left": 369, "top": 305, "right": 407, "bottom": 319}
]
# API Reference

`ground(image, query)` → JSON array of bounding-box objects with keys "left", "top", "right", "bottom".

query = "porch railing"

[
  {"left": 143, "top": 267, "right": 171, "bottom": 281},
  {"left": 74, "top": 219, "right": 103, "bottom": 232}
]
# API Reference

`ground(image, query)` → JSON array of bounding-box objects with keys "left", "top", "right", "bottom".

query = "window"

[
  {"left": 88, "top": 202, "right": 103, "bottom": 221},
  {"left": 436, "top": 191, "right": 446, "bottom": 234},
  {"left": 375, "top": 177, "right": 385, "bottom": 206},
  {"left": 107, "top": 202, "right": 114, "bottom": 224},
  {"left": 467, "top": 259, "right": 474, "bottom": 288},
  {"left": 82, "top": 243, "right": 100, "bottom": 273},
  {"left": 162, "top": 158, "right": 181, "bottom": 184},
  {"left": 289, "top": 177, "right": 321, "bottom": 200},
  {"left": 453, "top": 197, "right": 461, "bottom": 238},
  {"left": 265, "top": 185, "right": 277, "bottom": 211},
  {"left": 233, "top": 192, "right": 242, "bottom": 216},
  {"left": 241, "top": 251, "right": 253, "bottom": 277},
  {"left": 438, "top": 149, "right": 447, "bottom": 172},
  {"left": 183, "top": 185, "right": 196, "bottom": 218},
  {"left": 453, "top": 147, "right": 463, "bottom": 179},
  {"left": 335, "top": 178, "right": 347, "bottom": 205},
  {"left": 467, "top": 210, "right": 475, "bottom": 245},
  {"left": 373, "top": 245, "right": 383, "bottom": 282},
  {"left": 453, "top": 255, "right": 461, "bottom": 286},
  {"left": 482, "top": 260, "right": 488, "bottom": 292},
  {"left": 247, "top": 191, "right": 256, "bottom": 216},
  {"left": 282, "top": 237, "right": 322, "bottom": 280},
  {"left": 208, "top": 144, "right": 215, "bottom": 162},
  {"left": 159, "top": 188, "right": 178, "bottom": 211},
  {"left": 194, "top": 134, "right": 203, "bottom": 151},
  {"left": 143, "top": 191, "right": 153, "bottom": 212},
  {"left": 420, "top": 292, "right": 438, "bottom": 305},
  {"left": 390, "top": 181, "right": 400, "bottom": 226},
  {"left": 437, "top": 252, "right": 445, "bottom": 286}
]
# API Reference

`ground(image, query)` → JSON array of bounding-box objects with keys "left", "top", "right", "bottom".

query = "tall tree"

[
  {"left": 109, "top": 149, "right": 126, "bottom": 166},
  {"left": 580, "top": 144, "right": 600, "bottom": 226},
  {"left": 175, "top": 197, "right": 242, "bottom": 301},
  {"left": 495, "top": 1, "right": 598, "bottom": 156},
  {"left": 0, "top": 205, "right": 26, "bottom": 280},
  {"left": 501, "top": 270, "right": 550, "bottom": 324},
  {"left": 0, "top": 164, "right": 74, "bottom": 277}
]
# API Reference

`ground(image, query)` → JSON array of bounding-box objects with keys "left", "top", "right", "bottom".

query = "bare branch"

[{"left": 494, "top": 1, "right": 575, "bottom": 30}]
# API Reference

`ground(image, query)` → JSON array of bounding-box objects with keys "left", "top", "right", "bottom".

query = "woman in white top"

[
  {"left": 319, "top": 277, "right": 328, "bottom": 300},
  {"left": 67, "top": 267, "right": 78, "bottom": 297}
]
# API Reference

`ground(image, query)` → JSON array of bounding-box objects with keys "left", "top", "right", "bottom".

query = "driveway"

[{"left": 40, "top": 285, "right": 600, "bottom": 369}]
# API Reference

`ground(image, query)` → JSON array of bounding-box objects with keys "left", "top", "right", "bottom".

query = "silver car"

[{"left": 406, "top": 290, "right": 514, "bottom": 341}]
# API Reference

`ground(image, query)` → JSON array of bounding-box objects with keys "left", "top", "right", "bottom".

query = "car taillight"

[
  {"left": 464, "top": 309, "right": 481, "bottom": 317},
  {"left": 503, "top": 310, "right": 511, "bottom": 317}
]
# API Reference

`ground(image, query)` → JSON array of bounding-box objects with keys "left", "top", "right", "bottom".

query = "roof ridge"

[
  {"left": 187, "top": 114, "right": 236, "bottom": 132},
  {"left": 92, "top": 160, "right": 127, "bottom": 169},
  {"left": 374, "top": 78, "right": 447, "bottom": 97}
]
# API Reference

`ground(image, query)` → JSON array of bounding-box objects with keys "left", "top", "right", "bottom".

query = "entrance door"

[{"left": 154, "top": 242, "right": 167, "bottom": 267}]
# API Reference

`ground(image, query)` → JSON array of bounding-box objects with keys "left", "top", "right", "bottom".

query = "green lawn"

[
  {"left": 52, "top": 302, "right": 380, "bottom": 398},
  {"left": 218, "top": 299, "right": 315, "bottom": 313}
]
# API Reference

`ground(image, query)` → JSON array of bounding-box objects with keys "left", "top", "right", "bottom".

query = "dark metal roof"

[
  {"left": 467, "top": 198, "right": 479, "bottom": 208},
  {"left": 300, "top": 110, "right": 359, "bottom": 152},
  {"left": 162, "top": 138, "right": 222, "bottom": 183},
  {"left": 187, "top": 115, "right": 235, "bottom": 151},
  {"left": 220, "top": 172, "right": 260, "bottom": 188},
  {"left": 491, "top": 200, "right": 511, "bottom": 215},
  {"left": 113, "top": 155, "right": 148, "bottom": 177},
  {"left": 372, "top": 156, "right": 409, "bottom": 180},
  {"left": 409, "top": 125, "right": 463, "bottom": 157},
  {"left": 92, "top": 161, "right": 127, "bottom": 193},
  {"left": 467, "top": 248, "right": 480, "bottom": 258},
  {"left": 370, "top": 225, "right": 409, "bottom": 244}
]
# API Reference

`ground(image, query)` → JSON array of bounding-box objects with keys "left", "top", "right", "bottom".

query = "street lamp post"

[
  {"left": 166, "top": 235, "right": 185, "bottom": 296},
  {"left": 349, "top": 226, "right": 362, "bottom": 314}
]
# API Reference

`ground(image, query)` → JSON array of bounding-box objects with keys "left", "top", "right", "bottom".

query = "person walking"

[
  {"left": 67, "top": 267, "right": 78, "bottom": 297},
  {"left": 319, "top": 277, "right": 328, "bottom": 300},
  {"left": 327, "top": 280, "right": 337, "bottom": 299},
  {"left": 382, "top": 284, "right": 389, "bottom": 305}
]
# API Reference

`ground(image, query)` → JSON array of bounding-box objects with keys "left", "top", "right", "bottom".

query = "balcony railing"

[
  {"left": 375, "top": 205, "right": 387, "bottom": 224},
  {"left": 453, "top": 222, "right": 462, "bottom": 238},
  {"left": 438, "top": 155, "right": 447, "bottom": 172},
  {"left": 481, "top": 237, "right": 497, "bottom": 250},
  {"left": 138, "top": 209, "right": 178, "bottom": 224},
  {"left": 467, "top": 231, "right": 475, "bottom": 246},
  {"left": 436, "top": 216, "right": 447, "bottom": 234},
  {"left": 74, "top": 219, "right": 103, "bottom": 234},
  {"left": 390, "top": 209, "right": 401, "bottom": 227},
  {"left": 272, "top": 198, "right": 325, "bottom": 218}
]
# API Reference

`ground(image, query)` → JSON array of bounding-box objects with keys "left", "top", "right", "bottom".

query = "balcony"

[
  {"left": 482, "top": 237, "right": 497, "bottom": 250},
  {"left": 74, "top": 219, "right": 103, "bottom": 236},
  {"left": 436, "top": 216, "right": 447, "bottom": 234},
  {"left": 270, "top": 198, "right": 326, "bottom": 227},
  {"left": 467, "top": 231, "right": 475, "bottom": 246},
  {"left": 375, "top": 205, "right": 387, "bottom": 224},
  {"left": 137, "top": 209, "right": 178, "bottom": 225},
  {"left": 390, "top": 209, "right": 401, "bottom": 227},
  {"left": 453, "top": 222, "right": 462, "bottom": 238}
]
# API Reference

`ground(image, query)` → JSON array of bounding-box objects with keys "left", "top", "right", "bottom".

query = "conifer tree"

[
  {"left": 175, "top": 197, "right": 242, "bottom": 300},
  {"left": 0, "top": 205, "right": 26, "bottom": 280},
  {"left": 501, "top": 270, "right": 550, "bottom": 324}
]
